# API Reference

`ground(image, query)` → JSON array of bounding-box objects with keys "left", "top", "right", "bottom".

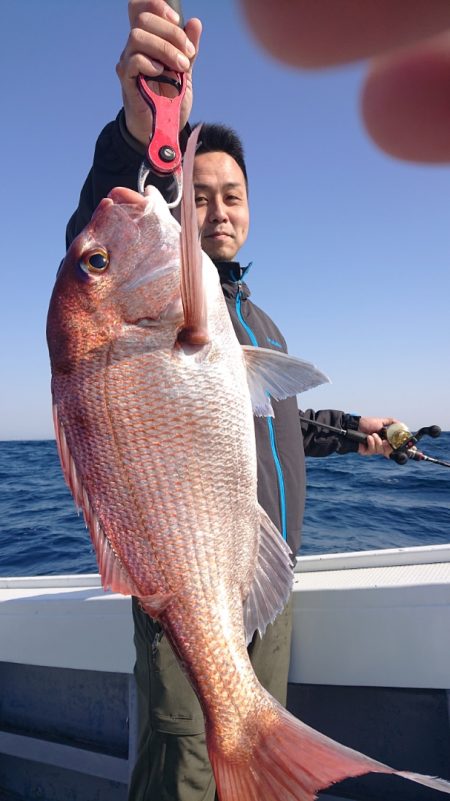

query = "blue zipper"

[{"left": 235, "top": 288, "right": 288, "bottom": 541}]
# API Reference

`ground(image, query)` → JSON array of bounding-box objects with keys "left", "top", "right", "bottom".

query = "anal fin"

[{"left": 243, "top": 506, "right": 294, "bottom": 643}]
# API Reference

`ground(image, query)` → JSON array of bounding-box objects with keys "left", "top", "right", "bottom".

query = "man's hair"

[{"left": 193, "top": 123, "right": 248, "bottom": 189}]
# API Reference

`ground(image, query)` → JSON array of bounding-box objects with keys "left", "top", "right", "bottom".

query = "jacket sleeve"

[
  {"left": 299, "top": 409, "right": 361, "bottom": 456},
  {"left": 65, "top": 110, "right": 190, "bottom": 248}
]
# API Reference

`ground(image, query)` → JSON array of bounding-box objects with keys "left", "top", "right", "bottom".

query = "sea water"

[{"left": 0, "top": 435, "right": 449, "bottom": 576}]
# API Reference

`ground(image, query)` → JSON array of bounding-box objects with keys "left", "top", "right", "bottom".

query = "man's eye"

[{"left": 195, "top": 196, "right": 207, "bottom": 206}]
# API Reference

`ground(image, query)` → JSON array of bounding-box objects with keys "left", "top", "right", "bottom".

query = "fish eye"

[{"left": 79, "top": 248, "right": 110, "bottom": 275}]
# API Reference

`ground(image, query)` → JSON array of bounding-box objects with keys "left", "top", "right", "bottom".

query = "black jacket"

[{"left": 66, "top": 112, "right": 360, "bottom": 555}]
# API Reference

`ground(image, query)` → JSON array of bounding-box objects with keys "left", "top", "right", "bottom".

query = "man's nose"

[{"left": 208, "top": 199, "right": 228, "bottom": 222}]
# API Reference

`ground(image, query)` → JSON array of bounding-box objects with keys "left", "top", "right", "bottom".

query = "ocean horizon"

[{"left": 1, "top": 435, "right": 449, "bottom": 577}]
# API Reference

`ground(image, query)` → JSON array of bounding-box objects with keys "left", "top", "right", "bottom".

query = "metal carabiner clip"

[{"left": 136, "top": 72, "right": 187, "bottom": 207}]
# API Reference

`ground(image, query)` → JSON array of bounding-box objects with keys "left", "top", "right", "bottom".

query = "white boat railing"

[{"left": 0, "top": 544, "right": 449, "bottom": 688}]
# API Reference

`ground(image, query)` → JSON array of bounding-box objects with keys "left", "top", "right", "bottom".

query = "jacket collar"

[{"left": 213, "top": 261, "right": 252, "bottom": 300}]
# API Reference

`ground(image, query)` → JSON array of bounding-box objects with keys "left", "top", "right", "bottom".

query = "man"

[{"left": 65, "top": 5, "right": 396, "bottom": 799}]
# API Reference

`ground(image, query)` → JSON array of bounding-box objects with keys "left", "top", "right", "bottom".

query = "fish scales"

[
  {"left": 54, "top": 336, "right": 257, "bottom": 592},
  {"left": 47, "top": 127, "right": 450, "bottom": 800},
  {"left": 52, "top": 242, "right": 261, "bottom": 718}
]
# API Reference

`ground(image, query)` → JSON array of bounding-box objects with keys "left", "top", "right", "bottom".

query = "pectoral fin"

[{"left": 243, "top": 345, "right": 330, "bottom": 416}]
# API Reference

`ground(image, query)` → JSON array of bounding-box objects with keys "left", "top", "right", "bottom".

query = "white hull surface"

[{"left": 1, "top": 544, "right": 449, "bottom": 800}]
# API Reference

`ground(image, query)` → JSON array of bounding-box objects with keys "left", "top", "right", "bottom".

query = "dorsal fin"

[
  {"left": 52, "top": 404, "right": 138, "bottom": 596},
  {"left": 178, "top": 124, "right": 210, "bottom": 347}
]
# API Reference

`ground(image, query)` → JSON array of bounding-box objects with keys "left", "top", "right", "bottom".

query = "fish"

[{"left": 47, "top": 126, "right": 450, "bottom": 801}]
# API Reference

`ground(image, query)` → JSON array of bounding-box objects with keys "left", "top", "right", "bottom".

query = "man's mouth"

[{"left": 205, "top": 231, "right": 232, "bottom": 240}]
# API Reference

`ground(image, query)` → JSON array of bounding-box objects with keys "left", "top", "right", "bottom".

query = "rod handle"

[
  {"left": 344, "top": 429, "right": 369, "bottom": 445},
  {"left": 166, "top": 0, "right": 184, "bottom": 26}
]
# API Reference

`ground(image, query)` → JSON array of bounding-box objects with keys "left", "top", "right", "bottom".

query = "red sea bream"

[{"left": 46, "top": 128, "right": 450, "bottom": 800}]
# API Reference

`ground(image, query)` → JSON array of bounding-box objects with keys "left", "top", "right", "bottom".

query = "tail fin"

[{"left": 209, "top": 699, "right": 450, "bottom": 801}]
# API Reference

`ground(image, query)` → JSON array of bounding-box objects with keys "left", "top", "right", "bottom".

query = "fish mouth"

[
  {"left": 106, "top": 185, "right": 177, "bottom": 236},
  {"left": 134, "top": 318, "right": 161, "bottom": 328},
  {"left": 105, "top": 187, "right": 150, "bottom": 225},
  {"left": 108, "top": 187, "right": 148, "bottom": 207},
  {"left": 131, "top": 297, "right": 184, "bottom": 328}
]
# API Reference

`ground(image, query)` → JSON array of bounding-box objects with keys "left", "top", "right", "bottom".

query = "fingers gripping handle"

[{"left": 166, "top": 0, "right": 184, "bottom": 26}]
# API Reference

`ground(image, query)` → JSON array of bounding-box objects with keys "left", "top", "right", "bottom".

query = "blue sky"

[{"left": 2, "top": 0, "right": 449, "bottom": 440}]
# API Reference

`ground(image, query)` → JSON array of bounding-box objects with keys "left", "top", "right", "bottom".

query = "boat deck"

[{"left": 1, "top": 544, "right": 449, "bottom": 800}]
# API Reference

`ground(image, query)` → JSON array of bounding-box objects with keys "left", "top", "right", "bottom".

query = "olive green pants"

[{"left": 128, "top": 595, "right": 293, "bottom": 801}]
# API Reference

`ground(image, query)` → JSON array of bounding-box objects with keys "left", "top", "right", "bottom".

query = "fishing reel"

[
  {"left": 298, "top": 415, "right": 450, "bottom": 468},
  {"left": 382, "top": 422, "right": 449, "bottom": 467}
]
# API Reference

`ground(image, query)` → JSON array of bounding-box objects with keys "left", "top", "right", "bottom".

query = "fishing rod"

[{"left": 298, "top": 417, "right": 450, "bottom": 468}]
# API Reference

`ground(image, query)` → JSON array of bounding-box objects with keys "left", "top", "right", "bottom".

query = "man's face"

[{"left": 193, "top": 151, "right": 250, "bottom": 261}]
